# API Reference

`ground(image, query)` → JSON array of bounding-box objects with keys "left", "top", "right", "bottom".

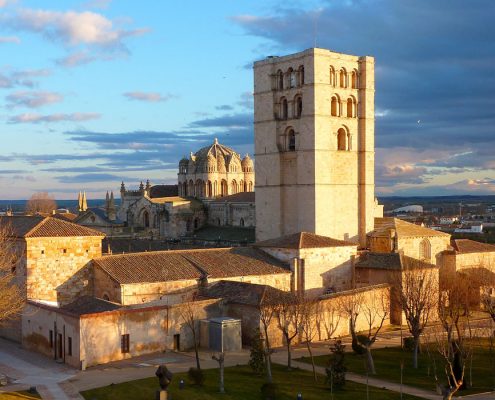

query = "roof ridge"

[
  {"left": 94, "top": 246, "right": 236, "bottom": 260},
  {"left": 24, "top": 216, "right": 48, "bottom": 237}
]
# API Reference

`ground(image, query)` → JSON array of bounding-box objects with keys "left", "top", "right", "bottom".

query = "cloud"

[
  {"left": 376, "top": 164, "right": 430, "bottom": 187},
  {"left": 0, "top": 68, "right": 51, "bottom": 89},
  {"left": 215, "top": 105, "right": 234, "bottom": 111},
  {"left": 123, "top": 91, "right": 177, "bottom": 103},
  {"left": 6, "top": 91, "right": 64, "bottom": 108},
  {"left": 55, "top": 51, "right": 97, "bottom": 67},
  {"left": 82, "top": 0, "right": 112, "bottom": 10},
  {"left": 8, "top": 9, "right": 148, "bottom": 49},
  {"left": 0, "top": 36, "right": 20, "bottom": 43},
  {"left": 55, "top": 173, "right": 133, "bottom": 184},
  {"left": 9, "top": 112, "right": 101, "bottom": 124},
  {"left": 0, "top": 0, "right": 16, "bottom": 8}
]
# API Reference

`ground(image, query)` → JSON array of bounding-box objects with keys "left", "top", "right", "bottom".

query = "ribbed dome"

[
  {"left": 186, "top": 138, "right": 240, "bottom": 173},
  {"left": 241, "top": 154, "right": 254, "bottom": 171}
]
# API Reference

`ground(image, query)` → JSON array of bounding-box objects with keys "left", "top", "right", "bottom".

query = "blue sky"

[{"left": 0, "top": 0, "right": 494, "bottom": 199}]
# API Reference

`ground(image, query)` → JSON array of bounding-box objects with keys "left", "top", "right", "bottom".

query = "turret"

[
  {"left": 145, "top": 179, "right": 151, "bottom": 196},
  {"left": 108, "top": 191, "right": 116, "bottom": 221},
  {"left": 139, "top": 181, "right": 145, "bottom": 194},
  {"left": 81, "top": 191, "right": 88, "bottom": 212}
]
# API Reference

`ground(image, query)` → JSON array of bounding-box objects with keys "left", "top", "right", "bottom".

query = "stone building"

[
  {"left": 178, "top": 138, "right": 254, "bottom": 198},
  {"left": 253, "top": 48, "right": 383, "bottom": 244},
  {"left": 206, "top": 192, "right": 255, "bottom": 227}
]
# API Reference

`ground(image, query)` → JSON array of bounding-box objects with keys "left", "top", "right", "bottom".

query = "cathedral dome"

[
  {"left": 241, "top": 154, "right": 254, "bottom": 172},
  {"left": 192, "top": 138, "right": 240, "bottom": 174}
]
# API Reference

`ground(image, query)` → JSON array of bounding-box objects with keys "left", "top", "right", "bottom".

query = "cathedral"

[{"left": 4, "top": 48, "right": 493, "bottom": 370}]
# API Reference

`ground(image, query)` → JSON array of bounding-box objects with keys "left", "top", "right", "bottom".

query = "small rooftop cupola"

[
  {"left": 139, "top": 181, "right": 145, "bottom": 194},
  {"left": 120, "top": 181, "right": 126, "bottom": 194},
  {"left": 145, "top": 179, "right": 151, "bottom": 196},
  {"left": 241, "top": 153, "right": 254, "bottom": 173},
  {"left": 81, "top": 191, "right": 88, "bottom": 212}
]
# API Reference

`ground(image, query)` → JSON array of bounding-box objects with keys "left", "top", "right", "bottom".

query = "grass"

[
  {"left": 0, "top": 392, "right": 41, "bottom": 400},
  {"left": 81, "top": 364, "right": 422, "bottom": 400},
  {"left": 297, "top": 339, "right": 495, "bottom": 396}
]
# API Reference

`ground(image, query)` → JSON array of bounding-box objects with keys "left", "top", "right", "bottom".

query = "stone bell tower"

[{"left": 253, "top": 48, "right": 381, "bottom": 246}]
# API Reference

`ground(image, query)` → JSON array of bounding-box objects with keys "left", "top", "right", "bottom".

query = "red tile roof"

[
  {"left": 94, "top": 247, "right": 289, "bottom": 284},
  {"left": 452, "top": 239, "right": 495, "bottom": 254},
  {"left": 372, "top": 218, "right": 450, "bottom": 238},
  {"left": 255, "top": 232, "right": 356, "bottom": 249},
  {"left": 0, "top": 216, "right": 105, "bottom": 238},
  {"left": 210, "top": 192, "right": 255, "bottom": 203}
]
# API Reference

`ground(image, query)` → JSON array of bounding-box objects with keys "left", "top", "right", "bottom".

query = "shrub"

[
  {"left": 188, "top": 367, "right": 205, "bottom": 386},
  {"left": 326, "top": 339, "right": 346, "bottom": 388},
  {"left": 249, "top": 329, "right": 266, "bottom": 376},
  {"left": 261, "top": 383, "right": 280, "bottom": 400},
  {"left": 403, "top": 337, "right": 416, "bottom": 352}
]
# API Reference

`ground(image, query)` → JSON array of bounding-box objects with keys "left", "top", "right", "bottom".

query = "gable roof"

[
  {"left": 94, "top": 247, "right": 289, "bottom": 285},
  {"left": 255, "top": 231, "right": 356, "bottom": 249},
  {"left": 372, "top": 217, "right": 450, "bottom": 238},
  {"left": 355, "top": 252, "right": 437, "bottom": 270},
  {"left": 0, "top": 216, "right": 105, "bottom": 238},
  {"left": 203, "top": 280, "right": 288, "bottom": 306},
  {"left": 149, "top": 184, "right": 178, "bottom": 198},
  {"left": 76, "top": 208, "right": 124, "bottom": 225},
  {"left": 210, "top": 192, "right": 255, "bottom": 203},
  {"left": 452, "top": 239, "right": 495, "bottom": 254}
]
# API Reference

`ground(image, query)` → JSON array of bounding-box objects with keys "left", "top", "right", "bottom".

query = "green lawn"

[
  {"left": 297, "top": 340, "right": 495, "bottom": 396},
  {"left": 81, "top": 364, "right": 422, "bottom": 400},
  {"left": 0, "top": 392, "right": 40, "bottom": 400}
]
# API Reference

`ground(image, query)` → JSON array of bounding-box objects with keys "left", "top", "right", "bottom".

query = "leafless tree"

[
  {"left": 0, "top": 224, "right": 24, "bottom": 322},
  {"left": 258, "top": 290, "right": 279, "bottom": 383},
  {"left": 274, "top": 292, "right": 302, "bottom": 370},
  {"left": 429, "top": 274, "right": 474, "bottom": 400},
  {"left": 337, "top": 290, "right": 364, "bottom": 354},
  {"left": 394, "top": 259, "right": 439, "bottom": 368},
  {"left": 299, "top": 297, "right": 320, "bottom": 381},
  {"left": 25, "top": 192, "right": 57, "bottom": 215},
  {"left": 177, "top": 300, "right": 201, "bottom": 370},
  {"left": 320, "top": 299, "right": 340, "bottom": 341},
  {"left": 212, "top": 352, "right": 225, "bottom": 393},
  {"left": 360, "top": 290, "right": 390, "bottom": 375}
]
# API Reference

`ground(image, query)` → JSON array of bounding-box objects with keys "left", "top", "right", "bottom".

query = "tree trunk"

[
  {"left": 413, "top": 335, "right": 420, "bottom": 369},
  {"left": 306, "top": 341, "right": 317, "bottom": 382},
  {"left": 366, "top": 346, "right": 376, "bottom": 375},
  {"left": 193, "top": 330, "right": 201, "bottom": 370},
  {"left": 286, "top": 339, "right": 292, "bottom": 370},
  {"left": 219, "top": 355, "right": 225, "bottom": 394},
  {"left": 265, "top": 350, "right": 273, "bottom": 383}
]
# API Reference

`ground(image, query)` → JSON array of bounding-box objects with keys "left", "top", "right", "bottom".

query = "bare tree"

[
  {"left": 337, "top": 290, "right": 364, "bottom": 355},
  {"left": 177, "top": 300, "right": 201, "bottom": 370},
  {"left": 258, "top": 289, "right": 279, "bottom": 383},
  {"left": 212, "top": 352, "right": 225, "bottom": 393},
  {"left": 430, "top": 274, "right": 474, "bottom": 400},
  {"left": 395, "top": 259, "right": 439, "bottom": 368},
  {"left": 25, "top": 192, "right": 57, "bottom": 215},
  {"left": 320, "top": 299, "right": 340, "bottom": 341},
  {"left": 359, "top": 290, "right": 390, "bottom": 375},
  {"left": 0, "top": 223, "right": 24, "bottom": 322},
  {"left": 274, "top": 292, "right": 302, "bottom": 370},
  {"left": 299, "top": 297, "right": 320, "bottom": 381}
]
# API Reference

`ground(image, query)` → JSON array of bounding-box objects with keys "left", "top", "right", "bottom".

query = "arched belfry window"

[
  {"left": 277, "top": 70, "right": 284, "bottom": 90},
  {"left": 294, "top": 95, "right": 302, "bottom": 118},
  {"left": 287, "top": 129, "right": 296, "bottom": 151},
  {"left": 339, "top": 68, "right": 347, "bottom": 88},
  {"left": 331, "top": 95, "right": 340, "bottom": 117},
  {"left": 419, "top": 239, "right": 431, "bottom": 261},
  {"left": 298, "top": 65, "right": 304, "bottom": 86},
  {"left": 288, "top": 68, "right": 296, "bottom": 88},
  {"left": 351, "top": 70, "right": 358, "bottom": 89},
  {"left": 330, "top": 66, "right": 336, "bottom": 87},
  {"left": 337, "top": 128, "right": 348, "bottom": 151},
  {"left": 281, "top": 97, "right": 288, "bottom": 120},
  {"left": 346, "top": 97, "right": 357, "bottom": 118},
  {"left": 143, "top": 210, "right": 150, "bottom": 228}
]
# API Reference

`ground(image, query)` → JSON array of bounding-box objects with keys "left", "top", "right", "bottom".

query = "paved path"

[{"left": 0, "top": 338, "right": 78, "bottom": 399}]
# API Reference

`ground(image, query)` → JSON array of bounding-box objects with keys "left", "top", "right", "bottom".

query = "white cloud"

[
  {"left": 9, "top": 112, "right": 101, "bottom": 124},
  {"left": 123, "top": 91, "right": 177, "bottom": 103},
  {"left": 6, "top": 91, "right": 64, "bottom": 108},
  {"left": 8, "top": 8, "right": 149, "bottom": 49},
  {"left": 0, "top": 36, "right": 20, "bottom": 44},
  {"left": 0, "top": 0, "right": 16, "bottom": 8}
]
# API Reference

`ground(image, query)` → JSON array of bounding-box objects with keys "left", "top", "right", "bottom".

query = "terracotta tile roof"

[
  {"left": 255, "top": 231, "right": 356, "bottom": 249},
  {"left": 203, "top": 280, "right": 288, "bottom": 306},
  {"left": 372, "top": 217, "right": 450, "bottom": 238},
  {"left": 356, "top": 252, "right": 437, "bottom": 270},
  {"left": 452, "top": 239, "right": 495, "bottom": 254},
  {"left": 210, "top": 192, "right": 255, "bottom": 203},
  {"left": 52, "top": 212, "right": 79, "bottom": 222},
  {"left": 61, "top": 296, "right": 122, "bottom": 315},
  {"left": 94, "top": 247, "right": 289, "bottom": 284},
  {"left": 0, "top": 216, "right": 105, "bottom": 238},
  {"left": 149, "top": 184, "right": 178, "bottom": 198}
]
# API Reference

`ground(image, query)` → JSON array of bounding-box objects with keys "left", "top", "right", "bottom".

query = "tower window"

[
  {"left": 281, "top": 97, "right": 288, "bottom": 120},
  {"left": 351, "top": 70, "right": 358, "bottom": 89},
  {"left": 337, "top": 128, "right": 348, "bottom": 151},
  {"left": 298, "top": 65, "right": 304, "bottom": 86},
  {"left": 419, "top": 239, "right": 431, "bottom": 260},
  {"left": 277, "top": 70, "right": 284, "bottom": 90},
  {"left": 339, "top": 68, "right": 347, "bottom": 88},
  {"left": 288, "top": 130, "right": 296, "bottom": 151},
  {"left": 347, "top": 97, "right": 357, "bottom": 118},
  {"left": 330, "top": 66, "right": 336, "bottom": 87},
  {"left": 294, "top": 96, "right": 303, "bottom": 118},
  {"left": 331, "top": 95, "right": 340, "bottom": 117}
]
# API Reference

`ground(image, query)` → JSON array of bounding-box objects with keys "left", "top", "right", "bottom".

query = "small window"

[
  {"left": 49, "top": 330, "right": 53, "bottom": 348},
  {"left": 240, "top": 218, "right": 245, "bottom": 227},
  {"left": 68, "top": 337, "right": 72, "bottom": 356},
  {"left": 41, "top": 250, "right": 45, "bottom": 255},
  {"left": 103, "top": 294, "right": 110, "bottom": 301},
  {"left": 121, "top": 334, "right": 130, "bottom": 353},
  {"left": 288, "top": 130, "right": 296, "bottom": 151},
  {"left": 63, "top": 249, "right": 67, "bottom": 254}
]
